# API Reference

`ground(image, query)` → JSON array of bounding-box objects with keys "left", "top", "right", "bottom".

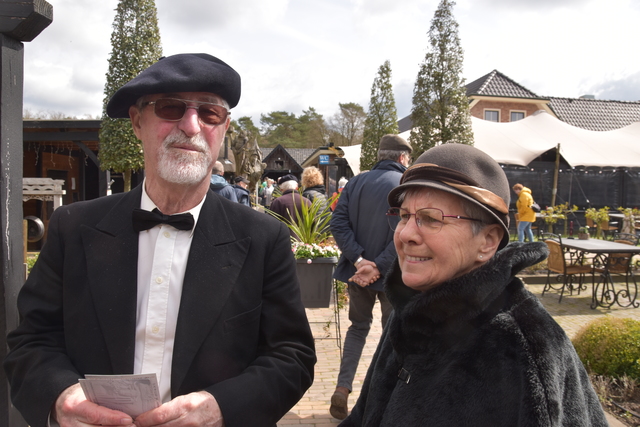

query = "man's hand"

[
  {"left": 348, "top": 260, "right": 380, "bottom": 287},
  {"left": 53, "top": 383, "right": 134, "bottom": 427},
  {"left": 134, "top": 391, "right": 224, "bottom": 427}
]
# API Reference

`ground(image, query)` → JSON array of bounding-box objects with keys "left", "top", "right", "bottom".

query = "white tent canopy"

[
  {"left": 399, "top": 111, "right": 640, "bottom": 168},
  {"left": 339, "top": 144, "right": 361, "bottom": 175}
]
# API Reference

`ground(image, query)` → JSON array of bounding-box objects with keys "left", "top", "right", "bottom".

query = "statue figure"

[
  {"left": 242, "top": 136, "right": 266, "bottom": 193},
  {"left": 231, "top": 129, "right": 249, "bottom": 177}
]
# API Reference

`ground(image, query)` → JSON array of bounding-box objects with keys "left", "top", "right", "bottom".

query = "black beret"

[{"left": 106, "top": 53, "right": 241, "bottom": 118}]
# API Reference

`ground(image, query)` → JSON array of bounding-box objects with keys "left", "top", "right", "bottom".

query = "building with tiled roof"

[
  {"left": 547, "top": 97, "right": 640, "bottom": 131},
  {"left": 398, "top": 69, "right": 640, "bottom": 132},
  {"left": 466, "top": 70, "right": 554, "bottom": 124},
  {"left": 466, "top": 70, "right": 544, "bottom": 100}
]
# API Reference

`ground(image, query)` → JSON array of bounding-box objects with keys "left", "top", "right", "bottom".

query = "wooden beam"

[{"left": 0, "top": 0, "right": 52, "bottom": 42}]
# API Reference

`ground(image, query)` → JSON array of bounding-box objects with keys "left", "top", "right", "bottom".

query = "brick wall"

[{"left": 470, "top": 100, "right": 541, "bottom": 122}]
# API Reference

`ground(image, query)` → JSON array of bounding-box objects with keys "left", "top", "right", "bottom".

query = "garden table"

[{"left": 560, "top": 238, "right": 640, "bottom": 309}]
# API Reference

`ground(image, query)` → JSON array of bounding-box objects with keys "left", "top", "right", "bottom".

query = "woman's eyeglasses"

[
  {"left": 386, "top": 207, "right": 481, "bottom": 233},
  {"left": 144, "top": 98, "right": 229, "bottom": 126}
]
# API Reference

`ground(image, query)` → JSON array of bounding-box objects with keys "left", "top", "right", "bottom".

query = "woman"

[
  {"left": 513, "top": 183, "right": 536, "bottom": 242},
  {"left": 301, "top": 166, "right": 329, "bottom": 213},
  {"left": 341, "top": 144, "right": 606, "bottom": 426}
]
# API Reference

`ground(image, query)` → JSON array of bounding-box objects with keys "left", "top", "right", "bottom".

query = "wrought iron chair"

[
  {"left": 542, "top": 233, "right": 593, "bottom": 302},
  {"left": 591, "top": 238, "right": 639, "bottom": 308}
]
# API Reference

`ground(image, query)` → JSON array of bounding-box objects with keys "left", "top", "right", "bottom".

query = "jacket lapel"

[
  {"left": 171, "top": 193, "right": 251, "bottom": 396},
  {"left": 81, "top": 186, "right": 141, "bottom": 374}
]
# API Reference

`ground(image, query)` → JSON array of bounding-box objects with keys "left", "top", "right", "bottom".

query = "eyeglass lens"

[
  {"left": 387, "top": 208, "right": 444, "bottom": 233},
  {"left": 153, "top": 98, "right": 228, "bottom": 125}
]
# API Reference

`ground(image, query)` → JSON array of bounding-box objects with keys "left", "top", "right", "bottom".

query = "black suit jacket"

[{"left": 4, "top": 185, "right": 315, "bottom": 427}]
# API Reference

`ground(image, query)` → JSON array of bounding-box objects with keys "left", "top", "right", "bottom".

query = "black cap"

[
  {"left": 234, "top": 176, "right": 249, "bottom": 184},
  {"left": 107, "top": 53, "right": 241, "bottom": 118},
  {"left": 278, "top": 174, "right": 298, "bottom": 185}
]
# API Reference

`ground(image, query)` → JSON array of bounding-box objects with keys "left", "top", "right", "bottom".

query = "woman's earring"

[{"left": 479, "top": 255, "right": 483, "bottom": 259}]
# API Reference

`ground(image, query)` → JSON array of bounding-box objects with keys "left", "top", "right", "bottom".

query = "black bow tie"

[{"left": 132, "top": 208, "right": 195, "bottom": 232}]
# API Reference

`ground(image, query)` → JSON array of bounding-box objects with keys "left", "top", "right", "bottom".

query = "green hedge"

[{"left": 573, "top": 317, "right": 640, "bottom": 380}]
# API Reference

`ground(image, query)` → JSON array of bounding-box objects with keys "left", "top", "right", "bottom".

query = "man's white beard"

[{"left": 156, "top": 132, "right": 213, "bottom": 185}]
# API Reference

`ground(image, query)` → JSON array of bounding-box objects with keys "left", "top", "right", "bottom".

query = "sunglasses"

[{"left": 144, "top": 98, "right": 229, "bottom": 126}]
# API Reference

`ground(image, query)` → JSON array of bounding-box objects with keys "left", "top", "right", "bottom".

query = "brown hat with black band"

[{"left": 388, "top": 143, "right": 511, "bottom": 250}]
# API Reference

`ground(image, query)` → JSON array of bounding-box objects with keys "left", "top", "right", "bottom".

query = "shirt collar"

[{"left": 140, "top": 178, "right": 205, "bottom": 237}]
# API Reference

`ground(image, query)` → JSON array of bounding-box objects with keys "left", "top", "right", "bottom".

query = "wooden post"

[
  {"left": 0, "top": 2, "right": 52, "bottom": 426},
  {"left": 551, "top": 143, "right": 560, "bottom": 207}
]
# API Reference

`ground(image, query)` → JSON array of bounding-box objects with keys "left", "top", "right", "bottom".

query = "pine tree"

[
  {"left": 410, "top": 0, "right": 473, "bottom": 156},
  {"left": 361, "top": 60, "right": 399, "bottom": 171},
  {"left": 99, "top": 0, "right": 162, "bottom": 192}
]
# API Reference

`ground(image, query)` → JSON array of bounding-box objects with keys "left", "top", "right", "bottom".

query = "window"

[
  {"left": 510, "top": 111, "right": 525, "bottom": 122},
  {"left": 484, "top": 110, "right": 499, "bottom": 122}
]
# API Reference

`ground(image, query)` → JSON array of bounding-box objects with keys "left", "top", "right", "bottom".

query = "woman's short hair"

[
  {"left": 512, "top": 183, "right": 523, "bottom": 191},
  {"left": 279, "top": 180, "right": 298, "bottom": 192},
  {"left": 301, "top": 166, "right": 324, "bottom": 188}
]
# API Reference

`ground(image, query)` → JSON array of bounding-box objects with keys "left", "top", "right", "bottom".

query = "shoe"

[{"left": 330, "top": 389, "right": 349, "bottom": 420}]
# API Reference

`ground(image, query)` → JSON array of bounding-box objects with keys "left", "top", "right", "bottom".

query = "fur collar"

[{"left": 384, "top": 242, "right": 549, "bottom": 354}]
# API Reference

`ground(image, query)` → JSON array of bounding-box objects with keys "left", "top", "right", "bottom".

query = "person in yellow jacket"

[{"left": 513, "top": 183, "right": 536, "bottom": 242}]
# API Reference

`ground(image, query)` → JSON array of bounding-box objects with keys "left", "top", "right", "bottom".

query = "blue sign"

[{"left": 319, "top": 154, "right": 330, "bottom": 165}]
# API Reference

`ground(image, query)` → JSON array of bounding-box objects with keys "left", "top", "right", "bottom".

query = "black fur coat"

[{"left": 341, "top": 242, "right": 607, "bottom": 426}]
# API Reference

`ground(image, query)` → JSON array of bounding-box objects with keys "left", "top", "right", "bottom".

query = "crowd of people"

[{"left": 4, "top": 51, "right": 608, "bottom": 427}]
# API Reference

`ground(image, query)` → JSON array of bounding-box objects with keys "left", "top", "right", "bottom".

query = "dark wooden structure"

[{"left": 0, "top": 1, "right": 53, "bottom": 425}]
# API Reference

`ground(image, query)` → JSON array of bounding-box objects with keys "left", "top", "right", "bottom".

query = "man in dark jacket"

[
  {"left": 269, "top": 174, "right": 311, "bottom": 237},
  {"left": 232, "top": 176, "right": 251, "bottom": 207},
  {"left": 328, "top": 134, "right": 411, "bottom": 420},
  {"left": 210, "top": 161, "right": 237, "bottom": 202},
  {"left": 4, "top": 53, "right": 314, "bottom": 427}
]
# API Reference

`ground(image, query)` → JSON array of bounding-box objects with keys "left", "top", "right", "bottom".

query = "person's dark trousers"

[{"left": 337, "top": 284, "right": 392, "bottom": 391}]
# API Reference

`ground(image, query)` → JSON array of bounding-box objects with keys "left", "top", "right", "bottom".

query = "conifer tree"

[
  {"left": 410, "top": 0, "right": 473, "bottom": 155},
  {"left": 99, "top": 0, "right": 162, "bottom": 191},
  {"left": 361, "top": 60, "right": 399, "bottom": 171}
]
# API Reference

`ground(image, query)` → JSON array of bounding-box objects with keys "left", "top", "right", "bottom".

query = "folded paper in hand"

[{"left": 79, "top": 373, "right": 161, "bottom": 418}]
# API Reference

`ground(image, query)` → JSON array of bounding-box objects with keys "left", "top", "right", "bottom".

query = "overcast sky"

[{"left": 23, "top": 0, "right": 640, "bottom": 125}]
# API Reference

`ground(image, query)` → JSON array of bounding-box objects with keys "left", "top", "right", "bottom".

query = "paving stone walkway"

[{"left": 278, "top": 279, "right": 639, "bottom": 426}]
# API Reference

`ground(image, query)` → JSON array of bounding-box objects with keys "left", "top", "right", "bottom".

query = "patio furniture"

[
  {"left": 542, "top": 233, "right": 593, "bottom": 302},
  {"left": 559, "top": 238, "right": 640, "bottom": 309}
]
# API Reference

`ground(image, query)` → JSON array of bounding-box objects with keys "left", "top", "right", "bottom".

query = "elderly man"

[
  {"left": 269, "top": 174, "right": 311, "bottom": 236},
  {"left": 232, "top": 176, "right": 251, "bottom": 206},
  {"left": 210, "top": 160, "right": 238, "bottom": 202},
  {"left": 4, "top": 54, "right": 315, "bottom": 427}
]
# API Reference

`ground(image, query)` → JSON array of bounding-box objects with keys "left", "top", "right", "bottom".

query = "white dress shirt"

[{"left": 134, "top": 184, "right": 204, "bottom": 403}]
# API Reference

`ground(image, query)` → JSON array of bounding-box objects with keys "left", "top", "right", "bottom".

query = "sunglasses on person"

[
  {"left": 386, "top": 207, "right": 481, "bottom": 234},
  {"left": 144, "top": 98, "right": 229, "bottom": 126}
]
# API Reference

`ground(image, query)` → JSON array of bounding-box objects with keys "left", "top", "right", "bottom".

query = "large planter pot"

[{"left": 295, "top": 257, "right": 337, "bottom": 308}]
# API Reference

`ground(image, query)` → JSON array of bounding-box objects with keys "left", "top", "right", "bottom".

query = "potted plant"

[
  {"left": 268, "top": 193, "right": 340, "bottom": 308},
  {"left": 585, "top": 207, "right": 610, "bottom": 239},
  {"left": 578, "top": 226, "right": 589, "bottom": 240},
  {"left": 540, "top": 205, "right": 565, "bottom": 233}
]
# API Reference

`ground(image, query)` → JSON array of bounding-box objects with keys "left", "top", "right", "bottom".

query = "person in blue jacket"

[{"left": 328, "top": 134, "right": 412, "bottom": 420}]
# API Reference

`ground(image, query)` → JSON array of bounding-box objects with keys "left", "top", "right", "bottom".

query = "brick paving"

[{"left": 278, "top": 278, "right": 640, "bottom": 426}]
